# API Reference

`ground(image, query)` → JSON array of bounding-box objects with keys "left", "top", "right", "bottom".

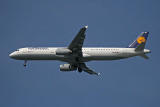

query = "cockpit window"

[{"left": 16, "top": 49, "right": 19, "bottom": 51}]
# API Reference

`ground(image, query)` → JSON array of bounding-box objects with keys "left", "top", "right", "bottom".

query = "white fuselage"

[{"left": 9, "top": 47, "right": 150, "bottom": 63}]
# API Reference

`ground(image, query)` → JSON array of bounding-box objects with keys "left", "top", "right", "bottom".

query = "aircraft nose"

[{"left": 9, "top": 52, "right": 17, "bottom": 59}]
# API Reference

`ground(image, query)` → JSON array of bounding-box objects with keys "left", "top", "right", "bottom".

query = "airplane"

[{"left": 9, "top": 26, "right": 151, "bottom": 75}]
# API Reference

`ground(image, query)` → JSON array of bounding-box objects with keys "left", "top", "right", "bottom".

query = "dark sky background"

[{"left": 0, "top": 0, "right": 159, "bottom": 107}]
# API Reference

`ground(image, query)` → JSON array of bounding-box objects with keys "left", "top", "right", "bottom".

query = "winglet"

[
  {"left": 85, "top": 25, "right": 88, "bottom": 29},
  {"left": 97, "top": 73, "right": 101, "bottom": 76}
]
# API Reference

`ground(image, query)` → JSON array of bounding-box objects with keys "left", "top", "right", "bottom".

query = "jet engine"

[
  {"left": 60, "top": 64, "right": 77, "bottom": 71},
  {"left": 56, "top": 48, "right": 72, "bottom": 55}
]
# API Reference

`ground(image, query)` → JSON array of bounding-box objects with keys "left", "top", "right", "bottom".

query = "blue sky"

[{"left": 0, "top": 0, "right": 159, "bottom": 107}]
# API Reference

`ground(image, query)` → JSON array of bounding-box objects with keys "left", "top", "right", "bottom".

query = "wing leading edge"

[
  {"left": 68, "top": 26, "right": 88, "bottom": 57},
  {"left": 68, "top": 26, "right": 88, "bottom": 50}
]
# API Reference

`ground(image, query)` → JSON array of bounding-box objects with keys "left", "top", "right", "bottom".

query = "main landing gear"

[{"left": 78, "top": 67, "right": 82, "bottom": 73}]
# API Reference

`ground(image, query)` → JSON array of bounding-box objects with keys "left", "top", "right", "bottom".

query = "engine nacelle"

[
  {"left": 56, "top": 48, "right": 72, "bottom": 55},
  {"left": 60, "top": 64, "right": 77, "bottom": 71}
]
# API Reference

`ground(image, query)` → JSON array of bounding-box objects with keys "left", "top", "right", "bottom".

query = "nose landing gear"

[{"left": 23, "top": 60, "right": 27, "bottom": 67}]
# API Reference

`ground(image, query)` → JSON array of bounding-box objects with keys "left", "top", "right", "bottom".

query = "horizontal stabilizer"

[{"left": 139, "top": 54, "right": 149, "bottom": 59}]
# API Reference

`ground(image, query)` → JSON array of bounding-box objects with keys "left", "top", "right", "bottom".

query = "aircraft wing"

[
  {"left": 68, "top": 26, "right": 88, "bottom": 56},
  {"left": 79, "top": 63, "right": 100, "bottom": 76}
]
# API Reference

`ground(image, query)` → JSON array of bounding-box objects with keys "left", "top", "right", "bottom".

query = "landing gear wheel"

[
  {"left": 76, "top": 57, "right": 79, "bottom": 62},
  {"left": 78, "top": 67, "right": 82, "bottom": 73}
]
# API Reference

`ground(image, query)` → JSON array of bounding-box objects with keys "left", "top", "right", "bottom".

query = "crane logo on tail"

[{"left": 137, "top": 36, "right": 146, "bottom": 44}]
